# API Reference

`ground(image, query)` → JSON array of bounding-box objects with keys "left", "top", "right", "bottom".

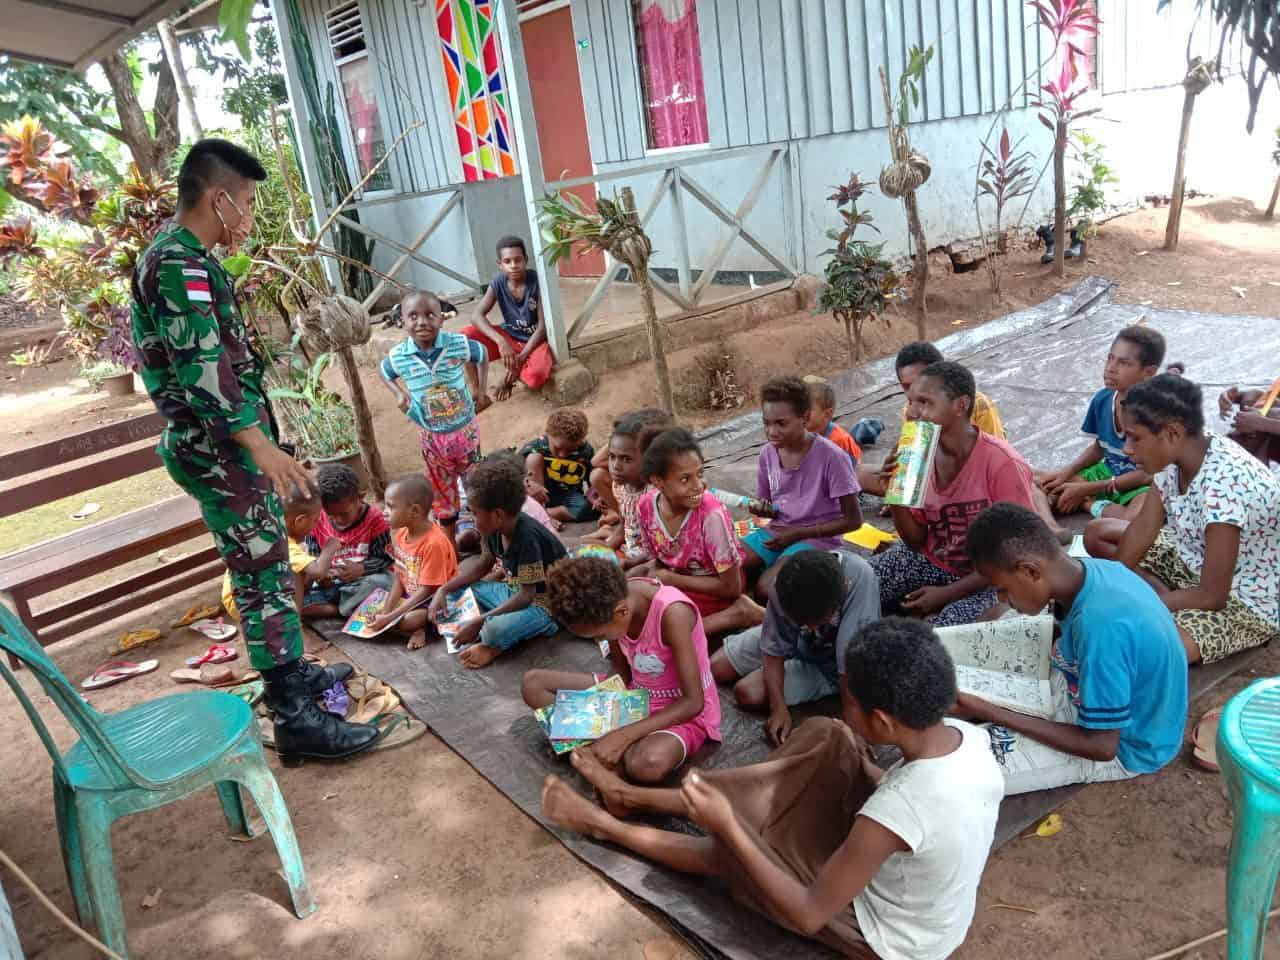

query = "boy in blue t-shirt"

[
  {"left": 956, "top": 503, "right": 1187, "bottom": 796},
  {"left": 462, "top": 235, "right": 554, "bottom": 400},
  {"left": 380, "top": 289, "right": 490, "bottom": 548},
  {"left": 1034, "top": 325, "right": 1166, "bottom": 524}
]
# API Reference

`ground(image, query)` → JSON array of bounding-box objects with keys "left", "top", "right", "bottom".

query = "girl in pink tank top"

[{"left": 522, "top": 556, "right": 722, "bottom": 783}]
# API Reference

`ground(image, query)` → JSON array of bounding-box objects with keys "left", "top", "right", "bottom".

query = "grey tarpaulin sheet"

[{"left": 325, "top": 279, "right": 1276, "bottom": 959}]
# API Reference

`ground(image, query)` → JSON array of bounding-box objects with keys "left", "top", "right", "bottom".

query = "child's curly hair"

[
  {"left": 760, "top": 376, "right": 812, "bottom": 417},
  {"left": 315, "top": 463, "right": 362, "bottom": 506},
  {"left": 465, "top": 453, "right": 526, "bottom": 514},
  {"left": 545, "top": 407, "right": 589, "bottom": 447},
  {"left": 547, "top": 556, "right": 627, "bottom": 626}
]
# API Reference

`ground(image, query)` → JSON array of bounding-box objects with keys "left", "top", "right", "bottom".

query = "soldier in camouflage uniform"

[{"left": 132, "top": 139, "right": 376, "bottom": 761}]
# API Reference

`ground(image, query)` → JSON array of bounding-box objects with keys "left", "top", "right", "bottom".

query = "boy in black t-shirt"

[
  {"left": 520, "top": 407, "right": 598, "bottom": 524},
  {"left": 430, "top": 453, "right": 568, "bottom": 668}
]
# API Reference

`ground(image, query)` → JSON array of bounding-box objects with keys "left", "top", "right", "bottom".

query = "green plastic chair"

[
  {"left": 0, "top": 605, "right": 315, "bottom": 959},
  {"left": 1219, "top": 677, "right": 1280, "bottom": 959}
]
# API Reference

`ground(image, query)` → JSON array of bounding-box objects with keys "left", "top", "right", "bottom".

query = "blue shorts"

[
  {"left": 740, "top": 527, "right": 816, "bottom": 570},
  {"left": 464, "top": 581, "right": 560, "bottom": 652},
  {"left": 547, "top": 486, "right": 598, "bottom": 522}
]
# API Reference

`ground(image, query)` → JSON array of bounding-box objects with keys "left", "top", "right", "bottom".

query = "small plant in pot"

[{"left": 267, "top": 351, "right": 365, "bottom": 487}]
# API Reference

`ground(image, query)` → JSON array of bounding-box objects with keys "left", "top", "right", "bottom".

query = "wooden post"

[
  {"left": 157, "top": 19, "right": 203, "bottom": 140},
  {"left": 335, "top": 344, "right": 387, "bottom": 499},
  {"left": 1053, "top": 117, "right": 1067, "bottom": 279},
  {"left": 1267, "top": 174, "right": 1280, "bottom": 219},
  {"left": 493, "top": 0, "right": 568, "bottom": 361},
  {"left": 1164, "top": 87, "right": 1198, "bottom": 251},
  {"left": 621, "top": 186, "right": 674, "bottom": 414}
]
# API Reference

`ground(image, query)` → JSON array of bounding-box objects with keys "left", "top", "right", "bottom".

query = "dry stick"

[
  {"left": 1053, "top": 116, "right": 1068, "bottom": 279},
  {"left": 1164, "top": 81, "right": 1200, "bottom": 250},
  {"left": 1140, "top": 906, "right": 1280, "bottom": 960},
  {"left": 311, "top": 120, "right": 425, "bottom": 245},
  {"left": 878, "top": 67, "right": 928, "bottom": 337},
  {"left": 0, "top": 846, "right": 126, "bottom": 960},
  {"left": 1268, "top": 173, "right": 1280, "bottom": 219},
  {"left": 620, "top": 186, "right": 675, "bottom": 414}
]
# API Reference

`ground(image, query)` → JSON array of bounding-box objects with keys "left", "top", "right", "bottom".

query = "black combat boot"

[
  {"left": 264, "top": 660, "right": 378, "bottom": 762},
  {"left": 296, "top": 657, "right": 354, "bottom": 695}
]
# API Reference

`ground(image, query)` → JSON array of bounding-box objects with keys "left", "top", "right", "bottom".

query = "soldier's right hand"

[{"left": 260, "top": 445, "right": 316, "bottom": 502}]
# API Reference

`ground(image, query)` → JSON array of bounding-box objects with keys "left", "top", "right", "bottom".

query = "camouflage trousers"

[{"left": 160, "top": 428, "right": 302, "bottom": 671}]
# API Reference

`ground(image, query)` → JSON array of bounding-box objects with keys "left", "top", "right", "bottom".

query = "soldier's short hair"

[{"left": 178, "top": 139, "right": 267, "bottom": 208}]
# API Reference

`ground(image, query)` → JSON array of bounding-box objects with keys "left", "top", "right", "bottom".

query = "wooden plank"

[
  {"left": 780, "top": 0, "right": 809, "bottom": 139},
  {"left": 736, "top": 0, "right": 770, "bottom": 144},
  {"left": 601, "top": 0, "right": 647, "bottom": 158},
  {"left": 547, "top": 142, "right": 781, "bottom": 190},
  {"left": 956, "top": 0, "right": 980, "bottom": 116},
  {"left": 758, "top": 0, "right": 792, "bottom": 142},
  {"left": 823, "top": 0, "right": 853, "bottom": 133},
  {"left": 698, "top": 0, "right": 731, "bottom": 148},
  {"left": 846, "top": 0, "right": 873, "bottom": 129},
  {"left": 670, "top": 169, "right": 693, "bottom": 301},
  {"left": 865, "top": 0, "right": 889, "bottom": 127},
  {"left": 361, "top": 190, "right": 463, "bottom": 309},
  {"left": 801, "top": 0, "right": 833, "bottom": 137},
  {"left": 0, "top": 412, "right": 164, "bottom": 482},
  {"left": 334, "top": 213, "right": 485, "bottom": 292},
  {"left": 0, "top": 445, "right": 164, "bottom": 519}
]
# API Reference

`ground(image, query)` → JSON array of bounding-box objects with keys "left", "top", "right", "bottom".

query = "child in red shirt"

[
  {"left": 302, "top": 463, "right": 395, "bottom": 619},
  {"left": 805, "top": 378, "right": 862, "bottom": 465}
]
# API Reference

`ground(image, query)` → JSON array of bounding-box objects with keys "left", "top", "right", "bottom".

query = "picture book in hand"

[
  {"left": 548, "top": 687, "right": 649, "bottom": 741},
  {"left": 933, "top": 614, "right": 1055, "bottom": 719},
  {"left": 436, "top": 587, "right": 481, "bottom": 654},
  {"left": 884, "top": 419, "right": 940, "bottom": 509},
  {"left": 534, "top": 675, "right": 629, "bottom": 755},
  {"left": 342, "top": 588, "right": 400, "bottom": 639}
]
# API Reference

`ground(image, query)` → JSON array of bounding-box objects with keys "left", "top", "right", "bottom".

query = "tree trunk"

[
  {"left": 904, "top": 193, "right": 929, "bottom": 337},
  {"left": 1266, "top": 173, "right": 1280, "bottom": 219},
  {"left": 637, "top": 272, "right": 675, "bottom": 414},
  {"left": 335, "top": 344, "right": 387, "bottom": 499},
  {"left": 839, "top": 312, "right": 856, "bottom": 364},
  {"left": 99, "top": 45, "right": 180, "bottom": 177},
  {"left": 1053, "top": 118, "right": 1067, "bottom": 279},
  {"left": 157, "top": 19, "right": 204, "bottom": 140},
  {"left": 1164, "top": 88, "right": 1198, "bottom": 251}
]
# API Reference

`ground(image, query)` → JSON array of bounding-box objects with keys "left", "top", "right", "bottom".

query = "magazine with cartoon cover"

[
  {"left": 535, "top": 675, "right": 628, "bottom": 755},
  {"left": 933, "top": 614, "right": 1054, "bottom": 719},
  {"left": 548, "top": 688, "right": 650, "bottom": 742},
  {"left": 342, "top": 588, "right": 399, "bottom": 639},
  {"left": 436, "top": 588, "right": 482, "bottom": 653}
]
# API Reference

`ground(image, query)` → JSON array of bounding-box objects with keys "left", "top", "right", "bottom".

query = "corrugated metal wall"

[{"left": 571, "top": 0, "right": 1051, "bottom": 164}]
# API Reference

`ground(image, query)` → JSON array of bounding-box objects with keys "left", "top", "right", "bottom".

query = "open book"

[
  {"left": 342, "top": 588, "right": 400, "bottom": 639},
  {"left": 933, "top": 614, "right": 1055, "bottom": 719},
  {"left": 535, "top": 675, "right": 640, "bottom": 755},
  {"left": 436, "top": 588, "right": 481, "bottom": 654}
]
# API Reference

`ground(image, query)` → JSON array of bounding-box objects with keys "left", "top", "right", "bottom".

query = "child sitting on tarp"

[
  {"left": 713, "top": 549, "right": 880, "bottom": 744},
  {"left": 582, "top": 408, "right": 673, "bottom": 563},
  {"left": 959, "top": 503, "right": 1187, "bottom": 794},
  {"left": 804, "top": 376, "right": 862, "bottom": 465},
  {"left": 869, "top": 361, "right": 1036, "bottom": 626},
  {"left": 630, "top": 427, "right": 762, "bottom": 636},
  {"left": 368, "top": 474, "right": 457, "bottom": 650},
  {"left": 520, "top": 407, "right": 598, "bottom": 524},
  {"left": 742, "top": 376, "right": 863, "bottom": 602},
  {"left": 222, "top": 487, "right": 324, "bottom": 622},
  {"left": 1033, "top": 325, "right": 1167, "bottom": 526},
  {"left": 541, "top": 616, "right": 1003, "bottom": 960},
  {"left": 430, "top": 453, "right": 568, "bottom": 668},
  {"left": 523, "top": 553, "right": 721, "bottom": 782},
  {"left": 300, "top": 463, "right": 394, "bottom": 620}
]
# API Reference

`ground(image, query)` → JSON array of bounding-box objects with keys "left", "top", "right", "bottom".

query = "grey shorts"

[
  {"left": 304, "top": 571, "right": 395, "bottom": 617},
  {"left": 721, "top": 626, "right": 840, "bottom": 706}
]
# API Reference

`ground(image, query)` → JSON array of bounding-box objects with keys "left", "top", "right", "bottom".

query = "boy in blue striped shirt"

[{"left": 381, "top": 289, "right": 491, "bottom": 548}]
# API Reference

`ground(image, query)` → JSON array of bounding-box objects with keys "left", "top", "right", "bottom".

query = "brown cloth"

[{"left": 703, "top": 717, "right": 880, "bottom": 959}]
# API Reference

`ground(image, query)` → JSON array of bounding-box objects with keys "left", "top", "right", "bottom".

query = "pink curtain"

[{"left": 635, "top": 0, "right": 709, "bottom": 149}]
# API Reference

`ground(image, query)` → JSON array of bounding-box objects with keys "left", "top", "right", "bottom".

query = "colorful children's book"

[
  {"left": 733, "top": 515, "right": 770, "bottom": 540},
  {"left": 342, "top": 588, "right": 400, "bottom": 639},
  {"left": 933, "top": 615, "right": 1055, "bottom": 719},
  {"left": 535, "top": 675, "right": 628, "bottom": 755},
  {"left": 884, "top": 419, "right": 940, "bottom": 508},
  {"left": 437, "top": 588, "right": 482, "bottom": 654},
  {"left": 547, "top": 686, "right": 650, "bottom": 742}
]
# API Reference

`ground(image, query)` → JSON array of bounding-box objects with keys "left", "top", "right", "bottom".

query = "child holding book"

[
  {"left": 631, "top": 427, "right": 763, "bottom": 635},
  {"left": 714, "top": 550, "right": 880, "bottom": 744},
  {"left": 582, "top": 408, "right": 673, "bottom": 562},
  {"left": 462, "top": 235, "right": 552, "bottom": 399},
  {"left": 1034, "top": 325, "right": 1166, "bottom": 525},
  {"left": 300, "top": 463, "right": 394, "bottom": 620},
  {"left": 744, "top": 376, "right": 863, "bottom": 601},
  {"left": 367, "top": 474, "right": 458, "bottom": 650},
  {"left": 429, "top": 453, "right": 568, "bottom": 668},
  {"left": 522, "top": 554, "right": 721, "bottom": 782},
  {"left": 222, "top": 487, "right": 326, "bottom": 622},
  {"left": 520, "top": 407, "right": 598, "bottom": 524},
  {"left": 870, "top": 361, "right": 1036, "bottom": 626},
  {"left": 959, "top": 503, "right": 1187, "bottom": 794},
  {"left": 805, "top": 377, "right": 862, "bottom": 465},
  {"left": 543, "top": 617, "right": 1003, "bottom": 960},
  {"left": 380, "top": 289, "right": 491, "bottom": 549}
]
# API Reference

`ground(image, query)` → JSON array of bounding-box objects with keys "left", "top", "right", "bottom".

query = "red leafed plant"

[
  {"left": 1032, "top": 0, "right": 1099, "bottom": 61},
  {"left": 0, "top": 218, "right": 39, "bottom": 263},
  {"left": 0, "top": 116, "right": 98, "bottom": 224}
]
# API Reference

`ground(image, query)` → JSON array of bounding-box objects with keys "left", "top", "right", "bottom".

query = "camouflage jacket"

[{"left": 131, "top": 222, "right": 274, "bottom": 449}]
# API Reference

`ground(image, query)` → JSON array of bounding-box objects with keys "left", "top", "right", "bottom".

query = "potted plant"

[
  {"left": 81, "top": 359, "right": 134, "bottom": 395},
  {"left": 1066, "top": 132, "right": 1117, "bottom": 257},
  {"left": 267, "top": 351, "right": 365, "bottom": 488}
]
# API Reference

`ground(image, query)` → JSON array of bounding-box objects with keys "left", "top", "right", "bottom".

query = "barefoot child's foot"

[
  {"left": 406, "top": 629, "right": 427, "bottom": 651},
  {"left": 571, "top": 748, "right": 635, "bottom": 818},
  {"left": 542, "top": 775, "right": 614, "bottom": 841},
  {"left": 734, "top": 594, "right": 767, "bottom": 628},
  {"left": 460, "top": 643, "right": 502, "bottom": 669}
]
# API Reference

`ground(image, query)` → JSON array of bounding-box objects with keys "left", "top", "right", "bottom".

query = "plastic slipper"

[
  {"left": 189, "top": 619, "right": 237, "bottom": 642},
  {"left": 70, "top": 502, "right": 101, "bottom": 520},
  {"left": 343, "top": 672, "right": 384, "bottom": 703},
  {"left": 169, "top": 664, "right": 259, "bottom": 687},
  {"left": 368, "top": 711, "right": 427, "bottom": 752},
  {"left": 110, "top": 629, "right": 162, "bottom": 656},
  {"left": 185, "top": 642, "right": 239, "bottom": 667},
  {"left": 1192, "top": 707, "right": 1222, "bottom": 773},
  {"left": 172, "top": 604, "right": 221, "bottom": 628},
  {"left": 349, "top": 686, "right": 401, "bottom": 724},
  {"left": 256, "top": 715, "right": 275, "bottom": 748},
  {"left": 225, "top": 679, "right": 264, "bottom": 708},
  {"left": 81, "top": 659, "right": 159, "bottom": 691}
]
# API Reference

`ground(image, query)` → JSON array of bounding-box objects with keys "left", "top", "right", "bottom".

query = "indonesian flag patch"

[{"left": 182, "top": 267, "right": 212, "bottom": 303}]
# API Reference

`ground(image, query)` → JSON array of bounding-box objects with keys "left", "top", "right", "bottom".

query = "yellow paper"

[
  {"left": 843, "top": 524, "right": 899, "bottom": 550},
  {"left": 1035, "top": 813, "right": 1063, "bottom": 838}
]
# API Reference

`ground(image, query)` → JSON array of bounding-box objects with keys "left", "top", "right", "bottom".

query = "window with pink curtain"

[{"left": 632, "top": 0, "right": 709, "bottom": 150}]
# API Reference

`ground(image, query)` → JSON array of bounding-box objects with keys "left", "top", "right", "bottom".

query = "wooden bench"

[{"left": 0, "top": 412, "right": 224, "bottom": 659}]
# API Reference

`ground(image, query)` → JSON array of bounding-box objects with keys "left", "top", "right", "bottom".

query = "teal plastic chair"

[
  {"left": 0, "top": 605, "right": 315, "bottom": 959},
  {"left": 1219, "top": 677, "right": 1280, "bottom": 959}
]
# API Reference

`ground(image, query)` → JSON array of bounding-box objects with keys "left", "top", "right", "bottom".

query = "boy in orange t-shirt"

[
  {"left": 369, "top": 474, "right": 459, "bottom": 649},
  {"left": 805, "top": 377, "right": 862, "bottom": 465}
]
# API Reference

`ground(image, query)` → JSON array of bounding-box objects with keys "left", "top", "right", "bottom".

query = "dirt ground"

[{"left": 3, "top": 195, "right": 1280, "bottom": 959}]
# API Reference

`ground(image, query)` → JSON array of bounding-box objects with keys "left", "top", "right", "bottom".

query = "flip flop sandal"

[
  {"left": 226, "top": 679, "right": 265, "bottom": 708},
  {"left": 189, "top": 619, "right": 238, "bottom": 642},
  {"left": 81, "top": 659, "right": 159, "bottom": 691},
  {"left": 170, "top": 664, "right": 260, "bottom": 688},
  {"left": 185, "top": 642, "right": 239, "bottom": 667},
  {"left": 110, "top": 629, "right": 162, "bottom": 656},
  {"left": 368, "top": 711, "right": 427, "bottom": 752},
  {"left": 1192, "top": 707, "right": 1222, "bottom": 773},
  {"left": 302, "top": 652, "right": 329, "bottom": 666},
  {"left": 349, "top": 686, "right": 401, "bottom": 724},
  {"left": 256, "top": 715, "right": 275, "bottom": 748},
  {"left": 172, "top": 604, "right": 221, "bottom": 628},
  {"left": 343, "top": 673, "right": 384, "bottom": 704}
]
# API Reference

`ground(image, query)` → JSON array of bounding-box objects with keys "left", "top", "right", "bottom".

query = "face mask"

[{"left": 214, "top": 191, "right": 250, "bottom": 251}]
